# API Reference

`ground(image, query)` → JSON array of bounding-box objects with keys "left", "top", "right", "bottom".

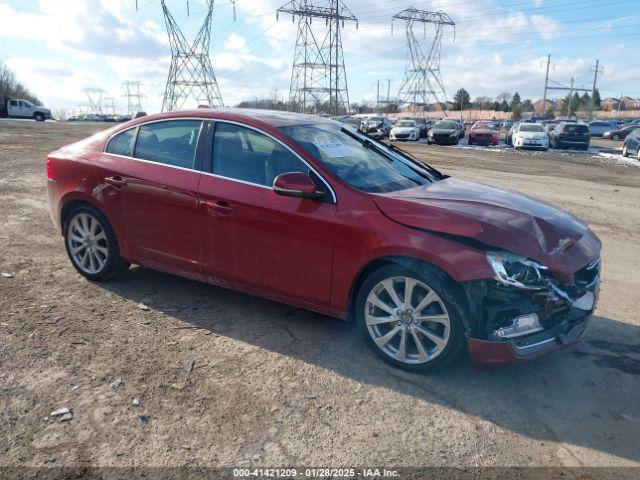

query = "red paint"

[{"left": 46, "top": 109, "right": 601, "bottom": 367}]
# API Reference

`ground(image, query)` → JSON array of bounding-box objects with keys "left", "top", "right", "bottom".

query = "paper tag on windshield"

[{"left": 314, "top": 140, "right": 353, "bottom": 158}]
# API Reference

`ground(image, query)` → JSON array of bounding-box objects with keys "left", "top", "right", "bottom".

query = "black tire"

[
  {"left": 355, "top": 263, "right": 466, "bottom": 373},
  {"left": 63, "top": 204, "right": 128, "bottom": 281},
  {"left": 34, "top": 113, "right": 45, "bottom": 122}
]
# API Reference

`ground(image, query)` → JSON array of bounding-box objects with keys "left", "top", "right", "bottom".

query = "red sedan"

[
  {"left": 46, "top": 109, "right": 601, "bottom": 371},
  {"left": 602, "top": 125, "right": 637, "bottom": 141},
  {"left": 468, "top": 121, "right": 500, "bottom": 146}
]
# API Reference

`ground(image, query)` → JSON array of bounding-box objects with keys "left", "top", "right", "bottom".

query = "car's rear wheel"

[
  {"left": 356, "top": 264, "right": 465, "bottom": 372},
  {"left": 64, "top": 205, "right": 127, "bottom": 281}
]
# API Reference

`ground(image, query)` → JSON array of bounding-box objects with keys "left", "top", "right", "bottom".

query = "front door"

[{"left": 199, "top": 121, "right": 337, "bottom": 304}]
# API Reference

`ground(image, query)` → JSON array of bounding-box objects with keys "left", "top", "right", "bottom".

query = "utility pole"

[
  {"left": 393, "top": 7, "right": 455, "bottom": 116},
  {"left": 277, "top": 0, "right": 358, "bottom": 115},
  {"left": 542, "top": 54, "right": 551, "bottom": 115},
  {"left": 567, "top": 77, "right": 574, "bottom": 116},
  {"left": 376, "top": 80, "right": 380, "bottom": 110},
  {"left": 386, "top": 79, "right": 391, "bottom": 104},
  {"left": 588, "top": 59, "right": 602, "bottom": 120}
]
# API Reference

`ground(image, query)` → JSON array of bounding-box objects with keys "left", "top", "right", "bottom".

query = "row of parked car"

[
  {"left": 67, "top": 112, "right": 147, "bottom": 122},
  {"left": 333, "top": 114, "right": 640, "bottom": 157}
]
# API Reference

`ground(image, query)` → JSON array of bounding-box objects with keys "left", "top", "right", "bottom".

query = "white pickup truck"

[{"left": 6, "top": 99, "right": 52, "bottom": 121}]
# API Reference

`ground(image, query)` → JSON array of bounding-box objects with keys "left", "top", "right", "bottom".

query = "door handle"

[
  {"left": 105, "top": 176, "right": 127, "bottom": 188},
  {"left": 201, "top": 200, "right": 234, "bottom": 217}
]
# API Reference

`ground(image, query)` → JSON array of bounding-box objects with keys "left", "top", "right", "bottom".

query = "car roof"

[{"left": 135, "top": 108, "right": 336, "bottom": 128}]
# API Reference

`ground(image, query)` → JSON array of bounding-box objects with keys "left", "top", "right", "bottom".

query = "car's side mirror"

[{"left": 273, "top": 172, "right": 325, "bottom": 200}]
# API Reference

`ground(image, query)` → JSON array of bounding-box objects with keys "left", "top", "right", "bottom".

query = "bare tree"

[{"left": 495, "top": 91, "right": 512, "bottom": 104}]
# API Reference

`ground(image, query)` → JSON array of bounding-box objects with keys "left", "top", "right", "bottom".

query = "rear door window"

[
  {"left": 106, "top": 128, "right": 136, "bottom": 157},
  {"left": 134, "top": 120, "right": 202, "bottom": 169}
]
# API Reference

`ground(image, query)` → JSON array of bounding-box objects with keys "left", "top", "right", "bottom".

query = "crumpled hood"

[{"left": 372, "top": 178, "right": 601, "bottom": 279}]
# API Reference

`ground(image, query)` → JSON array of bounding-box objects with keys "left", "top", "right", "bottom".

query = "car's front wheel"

[
  {"left": 622, "top": 144, "right": 629, "bottom": 157},
  {"left": 64, "top": 205, "right": 127, "bottom": 281},
  {"left": 356, "top": 264, "right": 465, "bottom": 372}
]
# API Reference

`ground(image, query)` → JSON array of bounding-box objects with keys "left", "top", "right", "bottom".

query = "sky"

[{"left": 1, "top": 0, "right": 639, "bottom": 113}]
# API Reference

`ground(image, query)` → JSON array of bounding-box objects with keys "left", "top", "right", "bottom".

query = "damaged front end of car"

[{"left": 463, "top": 251, "right": 600, "bottom": 369}]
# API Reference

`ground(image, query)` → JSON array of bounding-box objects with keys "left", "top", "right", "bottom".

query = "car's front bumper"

[
  {"left": 462, "top": 257, "right": 599, "bottom": 369},
  {"left": 467, "top": 313, "right": 590, "bottom": 369}
]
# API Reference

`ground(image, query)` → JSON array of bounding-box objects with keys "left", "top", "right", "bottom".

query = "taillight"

[{"left": 46, "top": 157, "right": 54, "bottom": 180}]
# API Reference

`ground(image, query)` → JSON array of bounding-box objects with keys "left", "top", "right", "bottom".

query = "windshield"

[
  {"left": 395, "top": 121, "right": 415, "bottom": 127},
  {"left": 472, "top": 122, "right": 495, "bottom": 130},
  {"left": 519, "top": 124, "right": 545, "bottom": 132},
  {"left": 433, "top": 121, "right": 457, "bottom": 129},
  {"left": 279, "top": 123, "right": 438, "bottom": 193}
]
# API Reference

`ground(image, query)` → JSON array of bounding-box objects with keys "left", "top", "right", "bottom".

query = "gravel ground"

[{"left": 0, "top": 120, "right": 639, "bottom": 470}]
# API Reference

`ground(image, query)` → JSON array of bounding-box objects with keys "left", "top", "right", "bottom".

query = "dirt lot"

[{"left": 1, "top": 120, "right": 639, "bottom": 470}]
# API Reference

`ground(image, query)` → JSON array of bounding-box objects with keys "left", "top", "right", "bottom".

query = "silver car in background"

[{"left": 588, "top": 120, "right": 619, "bottom": 137}]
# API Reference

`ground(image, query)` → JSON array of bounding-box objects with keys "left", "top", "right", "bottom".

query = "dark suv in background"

[{"left": 549, "top": 123, "right": 590, "bottom": 150}]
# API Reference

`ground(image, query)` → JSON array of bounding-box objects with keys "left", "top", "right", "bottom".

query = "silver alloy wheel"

[
  {"left": 365, "top": 276, "right": 450, "bottom": 364},
  {"left": 67, "top": 212, "right": 109, "bottom": 275}
]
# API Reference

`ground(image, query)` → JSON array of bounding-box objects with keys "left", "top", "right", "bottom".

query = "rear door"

[
  {"left": 99, "top": 119, "right": 206, "bottom": 273},
  {"left": 198, "top": 121, "right": 337, "bottom": 304}
]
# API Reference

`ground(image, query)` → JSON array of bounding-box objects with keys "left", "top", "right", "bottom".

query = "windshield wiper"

[
  {"left": 340, "top": 127, "right": 444, "bottom": 183},
  {"left": 386, "top": 143, "right": 447, "bottom": 180}
]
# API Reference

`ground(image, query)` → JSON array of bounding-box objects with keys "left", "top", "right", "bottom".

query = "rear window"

[
  {"left": 564, "top": 124, "right": 588, "bottom": 134},
  {"left": 106, "top": 128, "right": 136, "bottom": 157}
]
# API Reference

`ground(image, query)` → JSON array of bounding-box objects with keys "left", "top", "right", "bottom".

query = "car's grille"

[
  {"left": 433, "top": 134, "right": 451, "bottom": 141},
  {"left": 394, "top": 133, "right": 410, "bottom": 139}
]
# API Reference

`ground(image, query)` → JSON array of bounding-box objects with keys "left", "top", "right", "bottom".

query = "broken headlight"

[{"left": 486, "top": 251, "right": 547, "bottom": 290}]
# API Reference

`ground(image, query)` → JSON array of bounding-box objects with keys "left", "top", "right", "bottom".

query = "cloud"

[{"left": 0, "top": 0, "right": 166, "bottom": 59}]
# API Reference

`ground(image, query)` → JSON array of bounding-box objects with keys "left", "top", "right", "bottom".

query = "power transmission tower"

[
  {"left": 102, "top": 97, "right": 117, "bottom": 116},
  {"left": 160, "top": 0, "right": 232, "bottom": 112},
  {"left": 83, "top": 88, "right": 106, "bottom": 114},
  {"left": 277, "top": 1, "right": 358, "bottom": 115},
  {"left": 392, "top": 7, "right": 454, "bottom": 115},
  {"left": 122, "top": 80, "right": 144, "bottom": 116}
]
